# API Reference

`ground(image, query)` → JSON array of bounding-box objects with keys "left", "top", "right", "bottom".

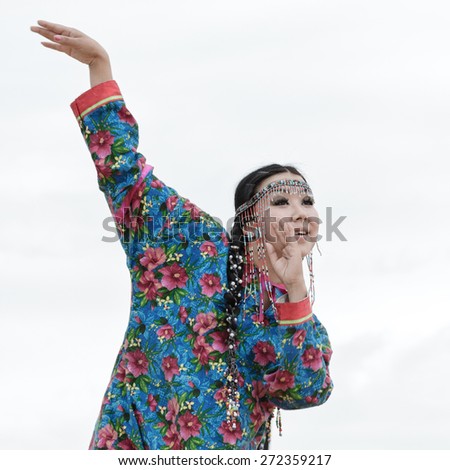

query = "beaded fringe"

[{"left": 225, "top": 179, "right": 316, "bottom": 434}]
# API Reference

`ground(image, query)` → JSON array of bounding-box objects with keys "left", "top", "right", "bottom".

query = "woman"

[{"left": 31, "top": 20, "right": 333, "bottom": 450}]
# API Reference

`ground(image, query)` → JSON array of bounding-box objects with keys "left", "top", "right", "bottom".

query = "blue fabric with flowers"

[{"left": 70, "top": 80, "right": 333, "bottom": 450}]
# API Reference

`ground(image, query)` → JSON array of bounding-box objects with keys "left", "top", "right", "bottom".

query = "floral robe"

[{"left": 70, "top": 81, "right": 333, "bottom": 450}]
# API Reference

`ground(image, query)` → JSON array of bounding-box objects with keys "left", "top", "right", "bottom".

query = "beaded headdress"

[{"left": 224, "top": 178, "right": 317, "bottom": 435}]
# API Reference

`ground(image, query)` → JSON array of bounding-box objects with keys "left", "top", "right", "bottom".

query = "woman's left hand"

[{"left": 264, "top": 221, "right": 307, "bottom": 287}]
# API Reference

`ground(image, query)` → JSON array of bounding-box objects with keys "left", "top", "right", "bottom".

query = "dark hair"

[
  {"left": 224, "top": 163, "right": 307, "bottom": 449},
  {"left": 234, "top": 164, "right": 306, "bottom": 211}
]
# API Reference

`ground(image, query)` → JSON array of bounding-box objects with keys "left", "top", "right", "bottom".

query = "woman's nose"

[{"left": 291, "top": 201, "right": 307, "bottom": 220}]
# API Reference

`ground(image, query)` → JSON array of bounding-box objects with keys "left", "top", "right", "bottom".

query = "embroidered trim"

[
  {"left": 76, "top": 95, "right": 123, "bottom": 120},
  {"left": 278, "top": 312, "right": 313, "bottom": 325}
]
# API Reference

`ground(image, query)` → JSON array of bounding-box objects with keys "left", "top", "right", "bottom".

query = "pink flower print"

[
  {"left": 95, "top": 157, "right": 112, "bottom": 180},
  {"left": 193, "top": 312, "right": 217, "bottom": 335},
  {"left": 218, "top": 420, "right": 243, "bottom": 445},
  {"left": 165, "top": 397, "right": 180, "bottom": 422},
  {"left": 252, "top": 341, "right": 276, "bottom": 366},
  {"left": 147, "top": 394, "right": 157, "bottom": 412},
  {"left": 118, "top": 105, "right": 137, "bottom": 126},
  {"left": 200, "top": 241, "right": 217, "bottom": 257},
  {"left": 163, "top": 218, "right": 173, "bottom": 230},
  {"left": 183, "top": 200, "right": 201, "bottom": 220},
  {"left": 178, "top": 306, "right": 188, "bottom": 324},
  {"left": 125, "top": 177, "right": 147, "bottom": 205},
  {"left": 163, "top": 423, "right": 182, "bottom": 449},
  {"left": 210, "top": 330, "right": 228, "bottom": 353},
  {"left": 301, "top": 346, "right": 323, "bottom": 372},
  {"left": 305, "top": 395, "right": 319, "bottom": 405},
  {"left": 118, "top": 438, "right": 137, "bottom": 450},
  {"left": 265, "top": 369, "right": 295, "bottom": 393},
  {"left": 157, "top": 324, "right": 175, "bottom": 340},
  {"left": 159, "top": 263, "right": 188, "bottom": 290},
  {"left": 220, "top": 232, "right": 229, "bottom": 247},
  {"left": 89, "top": 130, "right": 115, "bottom": 158},
  {"left": 124, "top": 350, "right": 149, "bottom": 377},
  {"left": 251, "top": 312, "right": 270, "bottom": 326},
  {"left": 192, "top": 335, "right": 214, "bottom": 365},
  {"left": 102, "top": 394, "right": 110, "bottom": 405},
  {"left": 97, "top": 424, "right": 118, "bottom": 449},
  {"left": 133, "top": 407, "right": 144, "bottom": 425},
  {"left": 292, "top": 329, "right": 306, "bottom": 348},
  {"left": 115, "top": 359, "right": 132, "bottom": 383},
  {"left": 199, "top": 273, "right": 222, "bottom": 297},
  {"left": 260, "top": 399, "right": 275, "bottom": 417},
  {"left": 322, "top": 346, "right": 332, "bottom": 365},
  {"left": 178, "top": 411, "right": 202, "bottom": 440},
  {"left": 150, "top": 179, "right": 164, "bottom": 189},
  {"left": 137, "top": 270, "right": 162, "bottom": 300},
  {"left": 214, "top": 387, "right": 227, "bottom": 402},
  {"left": 322, "top": 370, "right": 332, "bottom": 389},
  {"left": 161, "top": 356, "right": 180, "bottom": 382},
  {"left": 251, "top": 380, "right": 268, "bottom": 400},
  {"left": 114, "top": 199, "right": 143, "bottom": 232},
  {"left": 139, "top": 247, "right": 166, "bottom": 270},
  {"left": 236, "top": 372, "right": 245, "bottom": 387},
  {"left": 166, "top": 195, "right": 179, "bottom": 212},
  {"left": 250, "top": 404, "right": 264, "bottom": 429}
]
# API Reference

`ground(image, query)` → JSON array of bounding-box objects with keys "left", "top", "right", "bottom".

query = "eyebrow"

[{"left": 270, "top": 193, "right": 313, "bottom": 200}]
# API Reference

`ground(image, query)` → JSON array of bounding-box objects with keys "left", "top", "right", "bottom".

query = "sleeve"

[
  {"left": 70, "top": 80, "right": 220, "bottom": 254},
  {"left": 70, "top": 80, "right": 148, "bottom": 212},
  {"left": 261, "top": 298, "right": 333, "bottom": 410}
]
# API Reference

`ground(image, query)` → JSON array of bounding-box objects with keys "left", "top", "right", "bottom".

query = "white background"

[{"left": 0, "top": 0, "right": 449, "bottom": 449}]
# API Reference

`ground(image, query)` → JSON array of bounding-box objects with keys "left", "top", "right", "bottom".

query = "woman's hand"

[
  {"left": 264, "top": 221, "right": 308, "bottom": 300},
  {"left": 30, "top": 20, "right": 112, "bottom": 87}
]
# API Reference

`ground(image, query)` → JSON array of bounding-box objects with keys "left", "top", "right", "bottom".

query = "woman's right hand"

[
  {"left": 30, "top": 20, "right": 108, "bottom": 65},
  {"left": 30, "top": 20, "right": 113, "bottom": 87}
]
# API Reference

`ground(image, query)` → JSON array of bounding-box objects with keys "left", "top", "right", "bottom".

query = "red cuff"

[
  {"left": 275, "top": 296, "right": 313, "bottom": 326},
  {"left": 70, "top": 80, "right": 123, "bottom": 120}
]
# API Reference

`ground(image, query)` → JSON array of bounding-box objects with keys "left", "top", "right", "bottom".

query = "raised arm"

[
  {"left": 30, "top": 21, "right": 190, "bottom": 255},
  {"left": 30, "top": 20, "right": 226, "bottom": 263}
]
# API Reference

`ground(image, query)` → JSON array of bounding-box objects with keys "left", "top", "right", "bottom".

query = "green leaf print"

[
  {"left": 173, "top": 290, "right": 181, "bottom": 305},
  {"left": 137, "top": 376, "right": 148, "bottom": 393},
  {"left": 111, "top": 138, "right": 129, "bottom": 155}
]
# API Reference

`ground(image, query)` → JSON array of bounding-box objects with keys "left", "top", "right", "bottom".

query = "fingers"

[
  {"left": 264, "top": 239, "right": 276, "bottom": 262},
  {"left": 36, "top": 19, "right": 73, "bottom": 35},
  {"left": 270, "top": 220, "right": 296, "bottom": 245},
  {"left": 40, "top": 41, "right": 61, "bottom": 51},
  {"left": 40, "top": 41, "right": 69, "bottom": 54},
  {"left": 30, "top": 26, "right": 59, "bottom": 42},
  {"left": 30, "top": 20, "right": 82, "bottom": 44},
  {"left": 265, "top": 221, "right": 280, "bottom": 244},
  {"left": 31, "top": 23, "right": 79, "bottom": 54},
  {"left": 284, "top": 221, "right": 296, "bottom": 243}
]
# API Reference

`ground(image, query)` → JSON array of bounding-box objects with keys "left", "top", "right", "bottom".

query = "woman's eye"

[
  {"left": 303, "top": 197, "right": 315, "bottom": 205},
  {"left": 272, "top": 198, "right": 289, "bottom": 206}
]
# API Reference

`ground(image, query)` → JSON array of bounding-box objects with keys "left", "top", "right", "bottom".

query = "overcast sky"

[{"left": 1, "top": 0, "right": 449, "bottom": 450}]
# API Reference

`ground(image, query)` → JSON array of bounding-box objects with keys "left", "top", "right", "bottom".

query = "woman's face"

[{"left": 253, "top": 171, "right": 320, "bottom": 257}]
